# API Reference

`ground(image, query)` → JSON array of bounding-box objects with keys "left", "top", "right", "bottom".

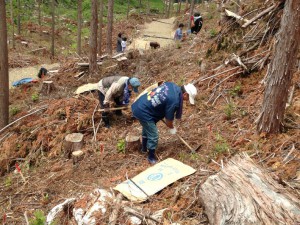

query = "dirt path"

[
  {"left": 128, "top": 17, "right": 176, "bottom": 51},
  {"left": 9, "top": 63, "right": 60, "bottom": 88}
]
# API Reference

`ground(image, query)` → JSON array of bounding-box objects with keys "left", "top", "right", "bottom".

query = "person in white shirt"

[{"left": 121, "top": 37, "right": 127, "bottom": 52}]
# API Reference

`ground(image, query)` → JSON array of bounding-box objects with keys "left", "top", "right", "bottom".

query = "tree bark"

[
  {"left": 106, "top": 0, "right": 114, "bottom": 55},
  {"left": 17, "top": 0, "right": 20, "bottom": 35},
  {"left": 63, "top": 133, "right": 84, "bottom": 158},
  {"left": 40, "top": 81, "right": 55, "bottom": 95},
  {"left": 38, "top": 0, "right": 41, "bottom": 26},
  {"left": 178, "top": 0, "right": 182, "bottom": 14},
  {"left": 125, "top": 135, "right": 141, "bottom": 153},
  {"left": 257, "top": 0, "right": 300, "bottom": 133},
  {"left": 200, "top": 153, "right": 300, "bottom": 225},
  {"left": 189, "top": 0, "right": 195, "bottom": 29},
  {"left": 89, "top": 0, "right": 98, "bottom": 74},
  {"left": 126, "top": 0, "right": 130, "bottom": 19},
  {"left": 51, "top": 0, "right": 55, "bottom": 58},
  {"left": 77, "top": 0, "right": 82, "bottom": 56},
  {"left": 0, "top": 0, "right": 9, "bottom": 129},
  {"left": 97, "top": 0, "right": 104, "bottom": 56},
  {"left": 10, "top": 0, "right": 15, "bottom": 48},
  {"left": 167, "top": 0, "right": 172, "bottom": 18}
]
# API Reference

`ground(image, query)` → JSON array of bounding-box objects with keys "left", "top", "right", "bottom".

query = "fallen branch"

[
  {"left": 108, "top": 193, "right": 123, "bottom": 225},
  {"left": 193, "top": 66, "right": 240, "bottom": 84},
  {"left": 0, "top": 106, "right": 48, "bottom": 135},
  {"left": 97, "top": 106, "right": 129, "bottom": 112},
  {"left": 124, "top": 206, "right": 160, "bottom": 224},
  {"left": 242, "top": 4, "right": 277, "bottom": 28}
]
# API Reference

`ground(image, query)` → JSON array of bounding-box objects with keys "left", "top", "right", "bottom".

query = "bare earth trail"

[{"left": 128, "top": 17, "right": 176, "bottom": 50}]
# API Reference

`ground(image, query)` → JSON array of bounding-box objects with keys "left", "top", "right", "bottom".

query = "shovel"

[
  {"left": 162, "top": 120, "right": 202, "bottom": 153},
  {"left": 98, "top": 106, "right": 129, "bottom": 112}
]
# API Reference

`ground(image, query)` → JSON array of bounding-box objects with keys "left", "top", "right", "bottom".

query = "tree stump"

[
  {"left": 125, "top": 135, "right": 141, "bottom": 153},
  {"left": 72, "top": 150, "right": 84, "bottom": 165},
  {"left": 40, "top": 80, "right": 55, "bottom": 95},
  {"left": 63, "top": 133, "right": 84, "bottom": 158},
  {"left": 199, "top": 153, "right": 300, "bottom": 225}
]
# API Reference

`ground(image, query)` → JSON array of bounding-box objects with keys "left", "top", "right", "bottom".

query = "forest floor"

[{"left": 0, "top": 2, "right": 300, "bottom": 225}]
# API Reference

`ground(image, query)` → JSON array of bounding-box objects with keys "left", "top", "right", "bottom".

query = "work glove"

[{"left": 169, "top": 127, "right": 177, "bottom": 135}]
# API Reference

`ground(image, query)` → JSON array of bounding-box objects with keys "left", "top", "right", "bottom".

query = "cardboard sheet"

[{"left": 114, "top": 158, "right": 196, "bottom": 202}]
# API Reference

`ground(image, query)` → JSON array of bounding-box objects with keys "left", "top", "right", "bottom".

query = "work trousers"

[{"left": 139, "top": 120, "right": 158, "bottom": 151}]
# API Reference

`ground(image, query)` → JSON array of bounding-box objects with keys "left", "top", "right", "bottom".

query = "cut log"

[
  {"left": 111, "top": 53, "right": 125, "bottom": 59},
  {"left": 125, "top": 135, "right": 141, "bottom": 153},
  {"left": 200, "top": 153, "right": 300, "bottom": 225},
  {"left": 77, "top": 62, "right": 103, "bottom": 68},
  {"left": 116, "top": 56, "right": 127, "bottom": 62},
  {"left": 40, "top": 80, "right": 55, "bottom": 95},
  {"left": 74, "top": 71, "right": 85, "bottom": 78},
  {"left": 72, "top": 150, "right": 84, "bottom": 165},
  {"left": 63, "top": 133, "right": 84, "bottom": 158}
]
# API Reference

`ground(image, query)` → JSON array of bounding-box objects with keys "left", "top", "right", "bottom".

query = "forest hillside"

[{"left": 0, "top": 0, "right": 299, "bottom": 224}]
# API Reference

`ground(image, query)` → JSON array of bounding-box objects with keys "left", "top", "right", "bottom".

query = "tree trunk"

[
  {"left": 147, "top": 0, "right": 150, "bottom": 19},
  {"left": 40, "top": 81, "right": 55, "bottom": 95},
  {"left": 10, "top": 0, "right": 15, "bottom": 48},
  {"left": 200, "top": 153, "right": 300, "bottom": 224},
  {"left": 189, "top": 0, "right": 195, "bottom": 29},
  {"left": 51, "top": 0, "right": 55, "bottom": 58},
  {"left": 125, "top": 135, "right": 141, "bottom": 153},
  {"left": 257, "top": 0, "right": 300, "bottom": 134},
  {"left": 17, "top": 0, "right": 20, "bottom": 35},
  {"left": 167, "top": 0, "right": 172, "bottom": 18},
  {"left": 106, "top": 0, "right": 114, "bottom": 55},
  {"left": 97, "top": 0, "right": 104, "bottom": 56},
  {"left": 126, "top": 0, "right": 130, "bottom": 19},
  {"left": 89, "top": 0, "right": 98, "bottom": 74},
  {"left": 0, "top": 0, "right": 9, "bottom": 129},
  {"left": 139, "top": 0, "right": 142, "bottom": 16},
  {"left": 77, "top": 0, "right": 82, "bottom": 56},
  {"left": 38, "top": 0, "right": 41, "bottom": 26},
  {"left": 178, "top": 0, "right": 182, "bottom": 14},
  {"left": 63, "top": 133, "right": 84, "bottom": 158}
]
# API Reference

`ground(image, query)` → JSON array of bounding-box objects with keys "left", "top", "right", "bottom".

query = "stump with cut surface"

[
  {"left": 72, "top": 150, "right": 84, "bottom": 165},
  {"left": 63, "top": 133, "right": 84, "bottom": 158},
  {"left": 125, "top": 135, "right": 141, "bottom": 153},
  {"left": 199, "top": 153, "right": 300, "bottom": 225},
  {"left": 40, "top": 80, "right": 55, "bottom": 95}
]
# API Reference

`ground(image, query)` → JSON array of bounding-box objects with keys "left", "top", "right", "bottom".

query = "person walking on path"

[
  {"left": 174, "top": 23, "right": 185, "bottom": 41},
  {"left": 131, "top": 82, "right": 197, "bottom": 164},
  {"left": 98, "top": 76, "right": 141, "bottom": 128}
]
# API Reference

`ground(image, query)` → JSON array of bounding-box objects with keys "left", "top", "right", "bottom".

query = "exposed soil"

[{"left": 0, "top": 2, "right": 299, "bottom": 225}]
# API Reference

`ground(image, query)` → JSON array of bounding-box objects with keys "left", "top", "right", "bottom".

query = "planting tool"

[
  {"left": 162, "top": 120, "right": 201, "bottom": 153},
  {"left": 98, "top": 106, "right": 129, "bottom": 112}
]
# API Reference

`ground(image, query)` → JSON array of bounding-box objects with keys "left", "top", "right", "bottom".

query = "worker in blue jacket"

[{"left": 131, "top": 82, "right": 197, "bottom": 164}]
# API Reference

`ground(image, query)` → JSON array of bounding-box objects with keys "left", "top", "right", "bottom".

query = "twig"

[
  {"left": 24, "top": 211, "right": 29, "bottom": 225},
  {"left": 242, "top": 4, "right": 277, "bottom": 28},
  {"left": 124, "top": 206, "right": 160, "bottom": 224},
  {"left": 193, "top": 66, "right": 240, "bottom": 84},
  {"left": 108, "top": 193, "right": 123, "bottom": 225},
  {"left": 211, "top": 71, "right": 244, "bottom": 90},
  {"left": 283, "top": 144, "right": 295, "bottom": 163},
  {"left": 0, "top": 106, "right": 48, "bottom": 135},
  {"left": 92, "top": 103, "right": 99, "bottom": 142}
]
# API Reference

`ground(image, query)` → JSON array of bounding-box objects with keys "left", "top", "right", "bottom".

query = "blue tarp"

[{"left": 12, "top": 78, "right": 35, "bottom": 87}]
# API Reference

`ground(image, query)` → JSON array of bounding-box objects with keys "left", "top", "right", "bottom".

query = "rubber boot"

[
  {"left": 147, "top": 149, "right": 157, "bottom": 164},
  {"left": 140, "top": 137, "right": 148, "bottom": 153},
  {"left": 102, "top": 113, "right": 110, "bottom": 128}
]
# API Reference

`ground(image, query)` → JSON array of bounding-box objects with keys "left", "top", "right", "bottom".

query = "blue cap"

[{"left": 129, "top": 77, "right": 141, "bottom": 93}]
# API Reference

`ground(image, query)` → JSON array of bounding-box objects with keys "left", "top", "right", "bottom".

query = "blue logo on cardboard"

[{"left": 147, "top": 173, "right": 163, "bottom": 181}]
